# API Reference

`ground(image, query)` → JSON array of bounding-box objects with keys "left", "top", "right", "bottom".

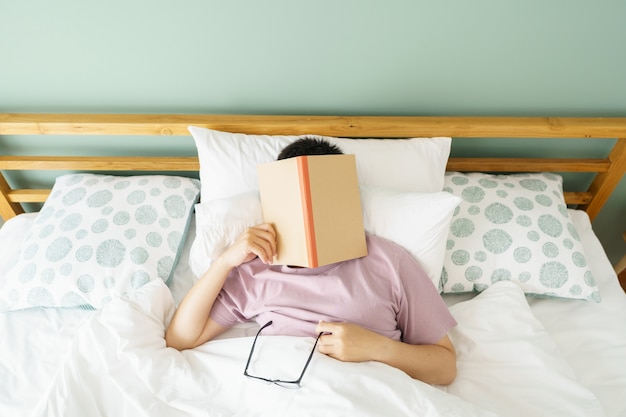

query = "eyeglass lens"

[{"left": 243, "top": 320, "right": 322, "bottom": 388}]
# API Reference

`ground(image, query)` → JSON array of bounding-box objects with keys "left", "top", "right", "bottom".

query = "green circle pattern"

[
  {"left": 441, "top": 172, "right": 599, "bottom": 302},
  {"left": 0, "top": 174, "right": 200, "bottom": 311}
]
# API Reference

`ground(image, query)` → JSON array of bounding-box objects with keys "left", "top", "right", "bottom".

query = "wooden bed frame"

[{"left": 1, "top": 114, "right": 625, "bottom": 224}]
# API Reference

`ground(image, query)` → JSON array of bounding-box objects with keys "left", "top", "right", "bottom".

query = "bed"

[{"left": 1, "top": 114, "right": 625, "bottom": 417}]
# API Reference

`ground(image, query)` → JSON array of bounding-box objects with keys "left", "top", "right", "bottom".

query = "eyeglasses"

[{"left": 243, "top": 320, "right": 322, "bottom": 389}]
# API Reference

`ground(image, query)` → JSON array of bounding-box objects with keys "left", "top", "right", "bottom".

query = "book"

[{"left": 257, "top": 154, "right": 367, "bottom": 267}]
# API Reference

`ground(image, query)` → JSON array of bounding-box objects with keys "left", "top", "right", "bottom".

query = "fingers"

[
  {"left": 250, "top": 222, "right": 277, "bottom": 237},
  {"left": 316, "top": 321, "right": 343, "bottom": 357},
  {"left": 249, "top": 223, "right": 277, "bottom": 259},
  {"left": 245, "top": 224, "right": 277, "bottom": 263},
  {"left": 315, "top": 320, "right": 337, "bottom": 335},
  {"left": 315, "top": 321, "right": 379, "bottom": 363},
  {"left": 231, "top": 223, "right": 277, "bottom": 265}
]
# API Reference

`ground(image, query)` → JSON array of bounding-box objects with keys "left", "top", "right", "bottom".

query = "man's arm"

[
  {"left": 315, "top": 321, "right": 456, "bottom": 385},
  {"left": 165, "top": 224, "right": 277, "bottom": 350}
]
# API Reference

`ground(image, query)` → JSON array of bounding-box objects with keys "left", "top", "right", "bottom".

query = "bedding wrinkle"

[
  {"left": 30, "top": 278, "right": 497, "bottom": 417},
  {"left": 0, "top": 307, "right": 91, "bottom": 415}
]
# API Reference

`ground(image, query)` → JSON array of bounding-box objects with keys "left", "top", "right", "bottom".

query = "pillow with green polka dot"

[
  {"left": 0, "top": 173, "right": 200, "bottom": 312},
  {"left": 440, "top": 172, "right": 599, "bottom": 301}
]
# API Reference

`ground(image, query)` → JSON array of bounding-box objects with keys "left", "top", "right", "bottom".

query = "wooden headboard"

[{"left": 1, "top": 114, "right": 625, "bottom": 222}]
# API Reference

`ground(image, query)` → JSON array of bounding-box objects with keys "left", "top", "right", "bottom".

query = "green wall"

[{"left": 1, "top": 1, "right": 625, "bottom": 265}]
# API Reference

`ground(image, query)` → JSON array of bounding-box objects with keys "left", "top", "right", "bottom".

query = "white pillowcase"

[
  {"left": 188, "top": 126, "right": 452, "bottom": 201},
  {"left": 360, "top": 187, "right": 460, "bottom": 288},
  {"left": 441, "top": 172, "right": 599, "bottom": 301},
  {"left": 443, "top": 280, "right": 606, "bottom": 417},
  {"left": 190, "top": 188, "right": 460, "bottom": 290},
  {"left": 0, "top": 213, "right": 36, "bottom": 280},
  {"left": 189, "top": 192, "right": 263, "bottom": 280},
  {"left": 0, "top": 174, "right": 200, "bottom": 312}
]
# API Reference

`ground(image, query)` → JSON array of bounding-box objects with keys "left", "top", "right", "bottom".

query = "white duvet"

[
  {"left": 33, "top": 279, "right": 492, "bottom": 417},
  {"left": 31, "top": 278, "right": 606, "bottom": 417}
]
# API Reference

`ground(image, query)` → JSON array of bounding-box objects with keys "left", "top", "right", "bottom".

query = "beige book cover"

[{"left": 257, "top": 154, "right": 367, "bottom": 268}]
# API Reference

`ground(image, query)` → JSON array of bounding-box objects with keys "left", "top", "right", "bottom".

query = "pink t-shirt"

[{"left": 210, "top": 235, "right": 456, "bottom": 345}]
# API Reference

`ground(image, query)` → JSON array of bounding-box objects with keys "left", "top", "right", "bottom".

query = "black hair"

[{"left": 277, "top": 136, "right": 343, "bottom": 160}]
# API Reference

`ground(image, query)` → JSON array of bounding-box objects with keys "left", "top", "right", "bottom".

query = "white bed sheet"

[
  {"left": 1, "top": 210, "right": 625, "bottom": 417},
  {"left": 529, "top": 210, "right": 626, "bottom": 417}
]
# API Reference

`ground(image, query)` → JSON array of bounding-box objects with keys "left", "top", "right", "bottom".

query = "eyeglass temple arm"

[
  {"left": 243, "top": 320, "right": 274, "bottom": 374},
  {"left": 294, "top": 332, "right": 324, "bottom": 382}
]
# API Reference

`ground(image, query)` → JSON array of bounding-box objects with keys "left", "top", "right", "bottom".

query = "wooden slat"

[
  {"left": 563, "top": 192, "right": 593, "bottom": 205},
  {"left": 7, "top": 189, "right": 51, "bottom": 203},
  {"left": 0, "top": 156, "right": 200, "bottom": 171},
  {"left": 0, "top": 156, "right": 608, "bottom": 174},
  {"left": 580, "top": 138, "right": 626, "bottom": 221},
  {"left": 2, "top": 114, "right": 626, "bottom": 138},
  {"left": 0, "top": 173, "right": 25, "bottom": 219},
  {"left": 4, "top": 189, "right": 592, "bottom": 206},
  {"left": 446, "top": 158, "right": 610, "bottom": 173}
]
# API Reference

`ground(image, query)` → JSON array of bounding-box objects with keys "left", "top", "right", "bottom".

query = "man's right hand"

[{"left": 219, "top": 223, "right": 277, "bottom": 267}]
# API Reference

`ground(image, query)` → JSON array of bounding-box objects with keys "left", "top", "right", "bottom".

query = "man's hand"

[
  {"left": 315, "top": 321, "right": 457, "bottom": 385},
  {"left": 219, "top": 223, "right": 277, "bottom": 268},
  {"left": 315, "top": 321, "right": 385, "bottom": 363}
]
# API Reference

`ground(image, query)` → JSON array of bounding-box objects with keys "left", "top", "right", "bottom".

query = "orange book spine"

[{"left": 297, "top": 156, "right": 318, "bottom": 267}]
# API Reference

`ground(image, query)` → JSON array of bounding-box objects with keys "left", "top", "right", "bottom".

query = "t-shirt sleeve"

[
  {"left": 209, "top": 268, "right": 250, "bottom": 328},
  {"left": 394, "top": 249, "right": 457, "bottom": 345}
]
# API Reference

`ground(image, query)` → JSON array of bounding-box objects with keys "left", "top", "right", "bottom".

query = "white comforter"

[
  {"left": 31, "top": 279, "right": 606, "bottom": 417},
  {"left": 32, "top": 279, "right": 493, "bottom": 417}
]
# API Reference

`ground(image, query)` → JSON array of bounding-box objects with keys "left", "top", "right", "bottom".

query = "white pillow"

[
  {"left": 0, "top": 174, "right": 200, "bottom": 312},
  {"left": 188, "top": 126, "right": 451, "bottom": 201},
  {"left": 443, "top": 281, "right": 605, "bottom": 417},
  {"left": 0, "top": 213, "right": 36, "bottom": 280},
  {"left": 360, "top": 187, "right": 460, "bottom": 289},
  {"left": 189, "top": 192, "right": 263, "bottom": 280},
  {"left": 441, "top": 172, "right": 599, "bottom": 301},
  {"left": 189, "top": 188, "right": 460, "bottom": 290}
]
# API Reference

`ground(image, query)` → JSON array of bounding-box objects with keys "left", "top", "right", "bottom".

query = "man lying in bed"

[{"left": 165, "top": 138, "right": 458, "bottom": 386}]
